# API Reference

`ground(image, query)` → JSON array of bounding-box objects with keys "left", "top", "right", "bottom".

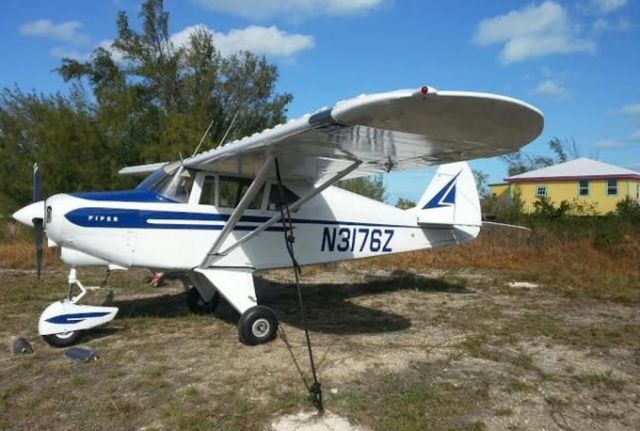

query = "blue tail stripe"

[{"left": 422, "top": 172, "right": 460, "bottom": 209}]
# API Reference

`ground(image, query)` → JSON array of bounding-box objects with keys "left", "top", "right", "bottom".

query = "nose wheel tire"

[
  {"left": 186, "top": 286, "right": 220, "bottom": 314},
  {"left": 238, "top": 306, "right": 278, "bottom": 346},
  {"left": 42, "top": 330, "right": 82, "bottom": 348}
]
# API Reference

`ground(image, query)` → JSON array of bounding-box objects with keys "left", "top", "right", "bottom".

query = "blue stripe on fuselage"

[
  {"left": 64, "top": 207, "right": 417, "bottom": 230},
  {"left": 71, "top": 189, "right": 177, "bottom": 203}
]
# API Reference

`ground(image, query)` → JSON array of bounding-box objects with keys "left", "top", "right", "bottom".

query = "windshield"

[{"left": 137, "top": 162, "right": 194, "bottom": 203}]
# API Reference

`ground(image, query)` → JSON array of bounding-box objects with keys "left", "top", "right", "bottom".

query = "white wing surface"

[{"left": 183, "top": 86, "right": 543, "bottom": 182}]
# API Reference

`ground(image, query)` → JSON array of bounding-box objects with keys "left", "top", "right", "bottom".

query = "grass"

[
  {"left": 572, "top": 371, "right": 627, "bottom": 392},
  {"left": 335, "top": 362, "right": 492, "bottom": 431},
  {"left": 1, "top": 218, "right": 639, "bottom": 430},
  {"left": 351, "top": 218, "right": 640, "bottom": 304}
]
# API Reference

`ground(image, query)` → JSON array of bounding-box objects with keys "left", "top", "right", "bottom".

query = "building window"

[
  {"left": 535, "top": 185, "right": 548, "bottom": 197},
  {"left": 607, "top": 179, "right": 618, "bottom": 196},
  {"left": 578, "top": 180, "right": 589, "bottom": 196}
]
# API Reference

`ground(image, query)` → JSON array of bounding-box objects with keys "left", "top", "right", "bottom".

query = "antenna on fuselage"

[
  {"left": 190, "top": 109, "right": 240, "bottom": 156},
  {"left": 191, "top": 119, "right": 216, "bottom": 157},
  {"left": 218, "top": 110, "right": 240, "bottom": 148}
]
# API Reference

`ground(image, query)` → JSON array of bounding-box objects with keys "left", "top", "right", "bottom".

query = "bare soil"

[{"left": 1, "top": 264, "right": 639, "bottom": 430}]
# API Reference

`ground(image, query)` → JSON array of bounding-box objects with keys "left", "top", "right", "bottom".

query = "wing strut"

[
  {"left": 212, "top": 158, "right": 362, "bottom": 261},
  {"left": 199, "top": 156, "right": 274, "bottom": 268}
]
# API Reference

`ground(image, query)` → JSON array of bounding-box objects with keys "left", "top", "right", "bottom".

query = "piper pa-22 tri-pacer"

[{"left": 14, "top": 86, "right": 543, "bottom": 348}]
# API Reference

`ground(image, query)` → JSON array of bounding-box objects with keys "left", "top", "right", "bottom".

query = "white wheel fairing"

[{"left": 39, "top": 300, "right": 119, "bottom": 336}]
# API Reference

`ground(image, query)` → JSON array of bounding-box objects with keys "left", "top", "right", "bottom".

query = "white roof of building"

[{"left": 506, "top": 157, "right": 640, "bottom": 181}]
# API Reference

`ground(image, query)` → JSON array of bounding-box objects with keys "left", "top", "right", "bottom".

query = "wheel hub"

[
  {"left": 251, "top": 318, "right": 270, "bottom": 338},
  {"left": 55, "top": 331, "right": 76, "bottom": 339}
]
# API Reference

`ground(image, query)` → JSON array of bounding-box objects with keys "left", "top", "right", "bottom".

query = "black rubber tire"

[
  {"left": 238, "top": 305, "right": 278, "bottom": 346},
  {"left": 186, "top": 286, "right": 220, "bottom": 314},
  {"left": 42, "top": 331, "right": 82, "bottom": 348}
]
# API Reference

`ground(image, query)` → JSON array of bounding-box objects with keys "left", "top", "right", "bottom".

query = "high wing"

[
  {"left": 119, "top": 162, "right": 168, "bottom": 176},
  {"left": 182, "top": 86, "right": 543, "bottom": 181}
]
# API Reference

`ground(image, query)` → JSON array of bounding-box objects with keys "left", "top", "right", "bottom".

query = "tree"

[
  {"left": 338, "top": 175, "right": 387, "bottom": 202},
  {"left": 501, "top": 137, "right": 580, "bottom": 176},
  {"left": 395, "top": 198, "right": 416, "bottom": 209},
  {"left": 0, "top": 0, "right": 292, "bottom": 213},
  {"left": 472, "top": 169, "right": 490, "bottom": 199},
  {"left": 58, "top": 0, "right": 291, "bottom": 162}
]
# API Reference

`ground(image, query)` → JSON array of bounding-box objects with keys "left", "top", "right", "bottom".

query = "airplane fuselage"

[{"left": 43, "top": 175, "right": 478, "bottom": 271}]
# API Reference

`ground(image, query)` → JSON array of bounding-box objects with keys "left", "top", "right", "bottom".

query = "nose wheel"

[
  {"left": 39, "top": 268, "right": 119, "bottom": 348},
  {"left": 42, "top": 330, "right": 81, "bottom": 348}
]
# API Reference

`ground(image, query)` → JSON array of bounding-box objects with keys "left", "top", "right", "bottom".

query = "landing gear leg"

[
  {"left": 194, "top": 267, "right": 279, "bottom": 345},
  {"left": 39, "top": 267, "right": 119, "bottom": 348}
]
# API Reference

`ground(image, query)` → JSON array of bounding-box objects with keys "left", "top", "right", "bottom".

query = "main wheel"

[
  {"left": 238, "top": 306, "right": 278, "bottom": 346},
  {"left": 42, "top": 330, "right": 82, "bottom": 348},
  {"left": 186, "top": 286, "right": 220, "bottom": 314}
]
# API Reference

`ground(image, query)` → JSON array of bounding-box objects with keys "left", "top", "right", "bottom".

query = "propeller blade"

[
  {"left": 33, "top": 163, "right": 41, "bottom": 203},
  {"left": 33, "top": 218, "right": 44, "bottom": 280}
]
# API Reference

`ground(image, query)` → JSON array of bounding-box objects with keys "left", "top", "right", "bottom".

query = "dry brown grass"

[
  {"left": 353, "top": 227, "right": 640, "bottom": 303},
  {"left": 0, "top": 220, "right": 60, "bottom": 269},
  {"left": 1, "top": 219, "right": 638, "bottom": 301}
]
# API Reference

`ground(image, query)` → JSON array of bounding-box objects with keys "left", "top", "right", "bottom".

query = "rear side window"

[
  {"left": 267, "top": 184, "right": 299, "bottom": 211},
  {"left": 200, "top": 176, "right": 216, "bottom": 205}
]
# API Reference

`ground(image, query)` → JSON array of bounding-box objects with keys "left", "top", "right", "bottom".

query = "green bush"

[{"left": 615, "top": 196, "right": 640, "bottom": 222}]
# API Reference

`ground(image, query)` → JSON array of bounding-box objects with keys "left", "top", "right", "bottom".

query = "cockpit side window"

[
  {"left": 200, "top": 176, "right": 216, "bottom": 205},
  {"left": 218, "top": 176, "right": 264, "bottom": 209}
]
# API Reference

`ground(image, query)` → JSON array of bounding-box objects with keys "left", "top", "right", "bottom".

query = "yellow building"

[{"left": 489, "top": 158, "right": 640, "bottom": 214}]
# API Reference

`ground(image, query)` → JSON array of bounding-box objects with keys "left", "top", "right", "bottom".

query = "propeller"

[{"left": 32, "top": 164, "right": 44, "bottom": 279}]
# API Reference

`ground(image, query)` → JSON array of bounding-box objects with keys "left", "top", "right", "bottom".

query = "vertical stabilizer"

[{"left": 415, "top": 162, "right": 481, "bottom": 227}]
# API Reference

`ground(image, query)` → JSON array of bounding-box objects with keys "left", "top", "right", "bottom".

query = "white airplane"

[{"left": 13, "top": 86, "right": 543, "bottom": 348}]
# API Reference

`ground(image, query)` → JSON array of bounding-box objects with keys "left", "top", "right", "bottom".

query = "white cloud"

[
  {"left": 592, "top": 139, "right": 628, "bottom": 149},
  {"left": 592, "top": 130, "right": 640, "bottom": 150},
  {"left": 49, "top": 46, "right": 89, "bottom": 61},
  {"left": 171, "top": 25, "right": 314, "bottom": 57},
  {"left": 591, "top": 0, "right": 627, "bottom": 14},
  {"left": 620, "top": 104, "right": 640, "bottom": 116},
  {"left": 96, "top": 39, "right": 125, "bottom": 63},
  {"left": 473, "top": 1, "right": 596, "bottom": 64},
  {"left": 20, "top": 19, "right": 89, "bottom": 45},
  {"left": 47, "top": 25, "right": 312, "bottom": 62},
  {"left": 533, "top": 79, "right": 568, "bottom": 98},
  {"left": 592, "top": 17, "right": 631, "bottom": 33},
  {"left": 192, "top": 0, "right": 382, "bottom": 20}
]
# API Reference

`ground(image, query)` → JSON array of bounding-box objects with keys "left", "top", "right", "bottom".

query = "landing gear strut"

[
  {"left": 39, "top": 268, "right": 119, "bottom": 348},
  {"left": 186, "top": 286, "right": 220, "bottom": 314}
]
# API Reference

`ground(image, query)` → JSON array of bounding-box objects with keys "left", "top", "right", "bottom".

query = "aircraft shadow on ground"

[{"left": 109, "top": 271, "right": 474, "bottom": 336}]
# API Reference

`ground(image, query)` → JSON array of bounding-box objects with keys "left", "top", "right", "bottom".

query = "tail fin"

[{"left": 415, "top": 162, "right": 481, "bottom": 227}]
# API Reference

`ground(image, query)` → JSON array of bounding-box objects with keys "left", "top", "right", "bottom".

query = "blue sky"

[{"left": 1, "top": 0, "right": 639, "bottom": 203}]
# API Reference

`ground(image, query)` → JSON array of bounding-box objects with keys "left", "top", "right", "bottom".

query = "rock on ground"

[{"left": 269, "top": 411, "right": 367, "bottom": 431}]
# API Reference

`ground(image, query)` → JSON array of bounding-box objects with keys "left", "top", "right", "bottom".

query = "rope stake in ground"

[{"left": 274, "top": 157, "right": 324, "bottom": 414}]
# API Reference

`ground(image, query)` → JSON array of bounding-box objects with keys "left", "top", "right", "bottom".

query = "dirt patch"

[{"left": 1, "top": 266, "right": 639, "bottom": 430}]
